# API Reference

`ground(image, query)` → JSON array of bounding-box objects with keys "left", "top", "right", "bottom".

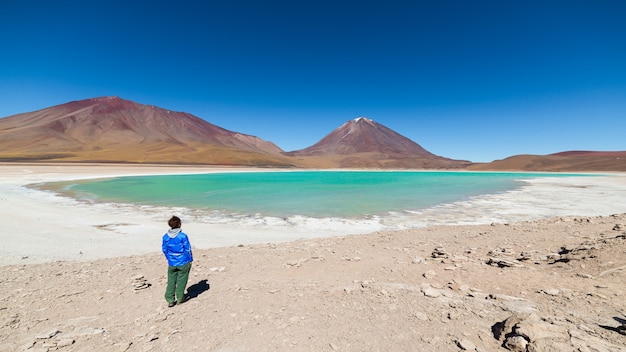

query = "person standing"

[{"left": 162, "top": 216, "right": 193, "bottom": 307}]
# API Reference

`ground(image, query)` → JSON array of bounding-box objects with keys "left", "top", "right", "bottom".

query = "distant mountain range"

[
  {"left": 468, "top": 151, "right": 626, "bottom": 172},
  {"left": 0, "top": 96, "right": 624, "bottom": 171}
]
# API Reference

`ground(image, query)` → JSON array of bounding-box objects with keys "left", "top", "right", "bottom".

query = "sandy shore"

[{"left": 2, "top": 163, "right": 626, "bottom": 351}]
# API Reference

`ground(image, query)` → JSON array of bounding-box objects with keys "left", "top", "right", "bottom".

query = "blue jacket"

[{"left": 162, "top": 228, "right": 193, "bottom": 267}]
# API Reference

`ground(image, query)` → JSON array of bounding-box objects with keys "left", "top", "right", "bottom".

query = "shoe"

[
  {"left": 168, "top": 301, "right": 176, "bottom": 308},
  {"left": 178, "top": 294, "right": 190, "bottom": 305}
]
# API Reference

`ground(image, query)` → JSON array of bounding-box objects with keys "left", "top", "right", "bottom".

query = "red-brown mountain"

[
  {"left": 468, "top": 150, "right": 626, "bottom": 172},
  {"left": 0, "top": 96, "right": 293, "bottom": 166},
  {"left": 287, "top": 117, "right": 471, "bottom": 169}
]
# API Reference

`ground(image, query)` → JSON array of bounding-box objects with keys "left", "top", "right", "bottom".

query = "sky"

[{"left": 1, "top": 1, "right": 625, "bottom": 162}]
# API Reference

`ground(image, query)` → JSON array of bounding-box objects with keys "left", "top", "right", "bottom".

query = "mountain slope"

[
  {"left": 287, "top": 117, "right": 471, "bottom": 169},
  {"left": 468, "top": 151, "right": 626, "bottom": 172},
  {"left": 0, "top": 97, "right": 293, "bottom": 166}
]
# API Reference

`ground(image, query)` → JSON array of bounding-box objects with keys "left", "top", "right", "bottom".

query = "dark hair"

[{"left": 168, "top": 216, "right": 182, "bottom": 229}]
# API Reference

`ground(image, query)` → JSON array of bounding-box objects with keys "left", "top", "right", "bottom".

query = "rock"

[
  {"left": 515, "top": 315, "right": 567, "bottom": 341},
  {"left": 613, "top": 223, "right": 623, "bottom": 231},
  {"left": 57, "top": 338, "right": 75, "bottom": 347},
  {"left": 412, "top": 256, "right": 425, "bottom": 264},
  {"left": 486, "top": 257, "right": 523, "bottom": 268},
  {"left": 441, "top": 290, "right": 454, "bottom": 298},
  {"left": 541, "top": 288, "right": 560, "bottom": 296},
  {"left": 493, "top": 313, "right": 531, "bottom": 340},
  {"left": 528, "top": 339, "right": 571, "bottom": 352},
  {"left": 494, "top": 313, "right": 570, "bottom": 351},
  {"left": 422, "top": 286, "right": 441, "bottom": 298},
  {"left": 588, "top": 291, "right": 608, "bottom": 299},
  {"left": 455, "top": 338, "right": 476, "bottom": 351},
  {"left": 448, "top": 311, "right": 460, "bottom": 320},
  {"left": 131, "top": 275, "right": 150, "bottom": 291},
  {"left": 546, "top": 253, "right": 562, "bottom": 261},
  {"left": 413, "top": 311, "right": 429, "bottom": 321},
  {"left": 432, "top": 247, "right": 449, "bottom": 259},
  {"left": 423, "top": 270, "right": 437, "bottom": 279},
  {"left": 285, "top": 260, "right": 302, "bottom": 267},
  {"left": 517, "top": 252, "right": 533, "bottom": 261},
  {"left": 576, "top": 273, "right": 594, "bottom": 279},
  {"left": 84, "top": 327, "right": 106, "bottom": 335},
  {"left": 36, "top": 329, "right": 61, "bottom": 339},
  {"left": 569, "top": 327, "right": 625, "bottom": 350},
  {"left": 504, "top": 335, "right": 528, "bottom": 352},
  {"left": 488, "top": 293, "right": 525, "bottom": 301},
  {"left": 488, "top": 248, "right": 515, "bottom": 257}
]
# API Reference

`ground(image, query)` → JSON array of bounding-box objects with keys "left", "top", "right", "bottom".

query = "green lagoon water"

[{"left": 48, "top": 171, "right": 582, "bottom": 219}]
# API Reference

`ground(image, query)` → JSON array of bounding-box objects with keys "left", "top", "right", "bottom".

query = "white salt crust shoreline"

[{"left": 1, "top": 163, "right": 625, "bottom": 266}]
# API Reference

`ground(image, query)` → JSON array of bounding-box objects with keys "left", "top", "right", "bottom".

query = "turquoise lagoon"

[{"left": 46, "top": 171, "right": 584, "bottom": 219}]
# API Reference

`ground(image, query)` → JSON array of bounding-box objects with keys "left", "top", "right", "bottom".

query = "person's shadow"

[
  {"left": 186, "top": 279, "right": 210, "bottom": 300},
  {"left": 599, "top": 316, "right": 626, "bottom": 335}
]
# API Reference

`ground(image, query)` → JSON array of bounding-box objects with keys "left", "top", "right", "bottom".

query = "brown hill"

[
  {"left": 468, "top": 151, "right": 626, "bottom": 172},
  {"left": 0, "top": 97, "right": 294, "bottom": 166},
  {"left": 287, "top": 117, "right": 471, "bottom": 169}
]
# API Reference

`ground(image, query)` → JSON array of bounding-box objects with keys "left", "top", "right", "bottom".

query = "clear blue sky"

[{"left": 1, "top": 1, "right": 625, "bottom": 162}]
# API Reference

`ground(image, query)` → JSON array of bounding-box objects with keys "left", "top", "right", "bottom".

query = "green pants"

[{"left": 165, "top": 262, "right": 192, "bottom": 304}]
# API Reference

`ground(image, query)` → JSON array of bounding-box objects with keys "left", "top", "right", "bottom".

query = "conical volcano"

[{"left": 288, "top": 117, "right": 470, "bottom": 168}]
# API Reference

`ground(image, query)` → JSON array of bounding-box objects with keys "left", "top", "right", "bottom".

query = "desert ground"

[{"left": 1, "top": 164, "right": 626, "bottom": 351}]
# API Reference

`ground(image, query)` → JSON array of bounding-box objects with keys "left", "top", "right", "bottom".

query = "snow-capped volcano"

[
  {"left": 287, "top": 117, "right": 471, "bottom": 168},
  {"left": 291, "top": 117, "right": 435, "bottom": 156}
]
